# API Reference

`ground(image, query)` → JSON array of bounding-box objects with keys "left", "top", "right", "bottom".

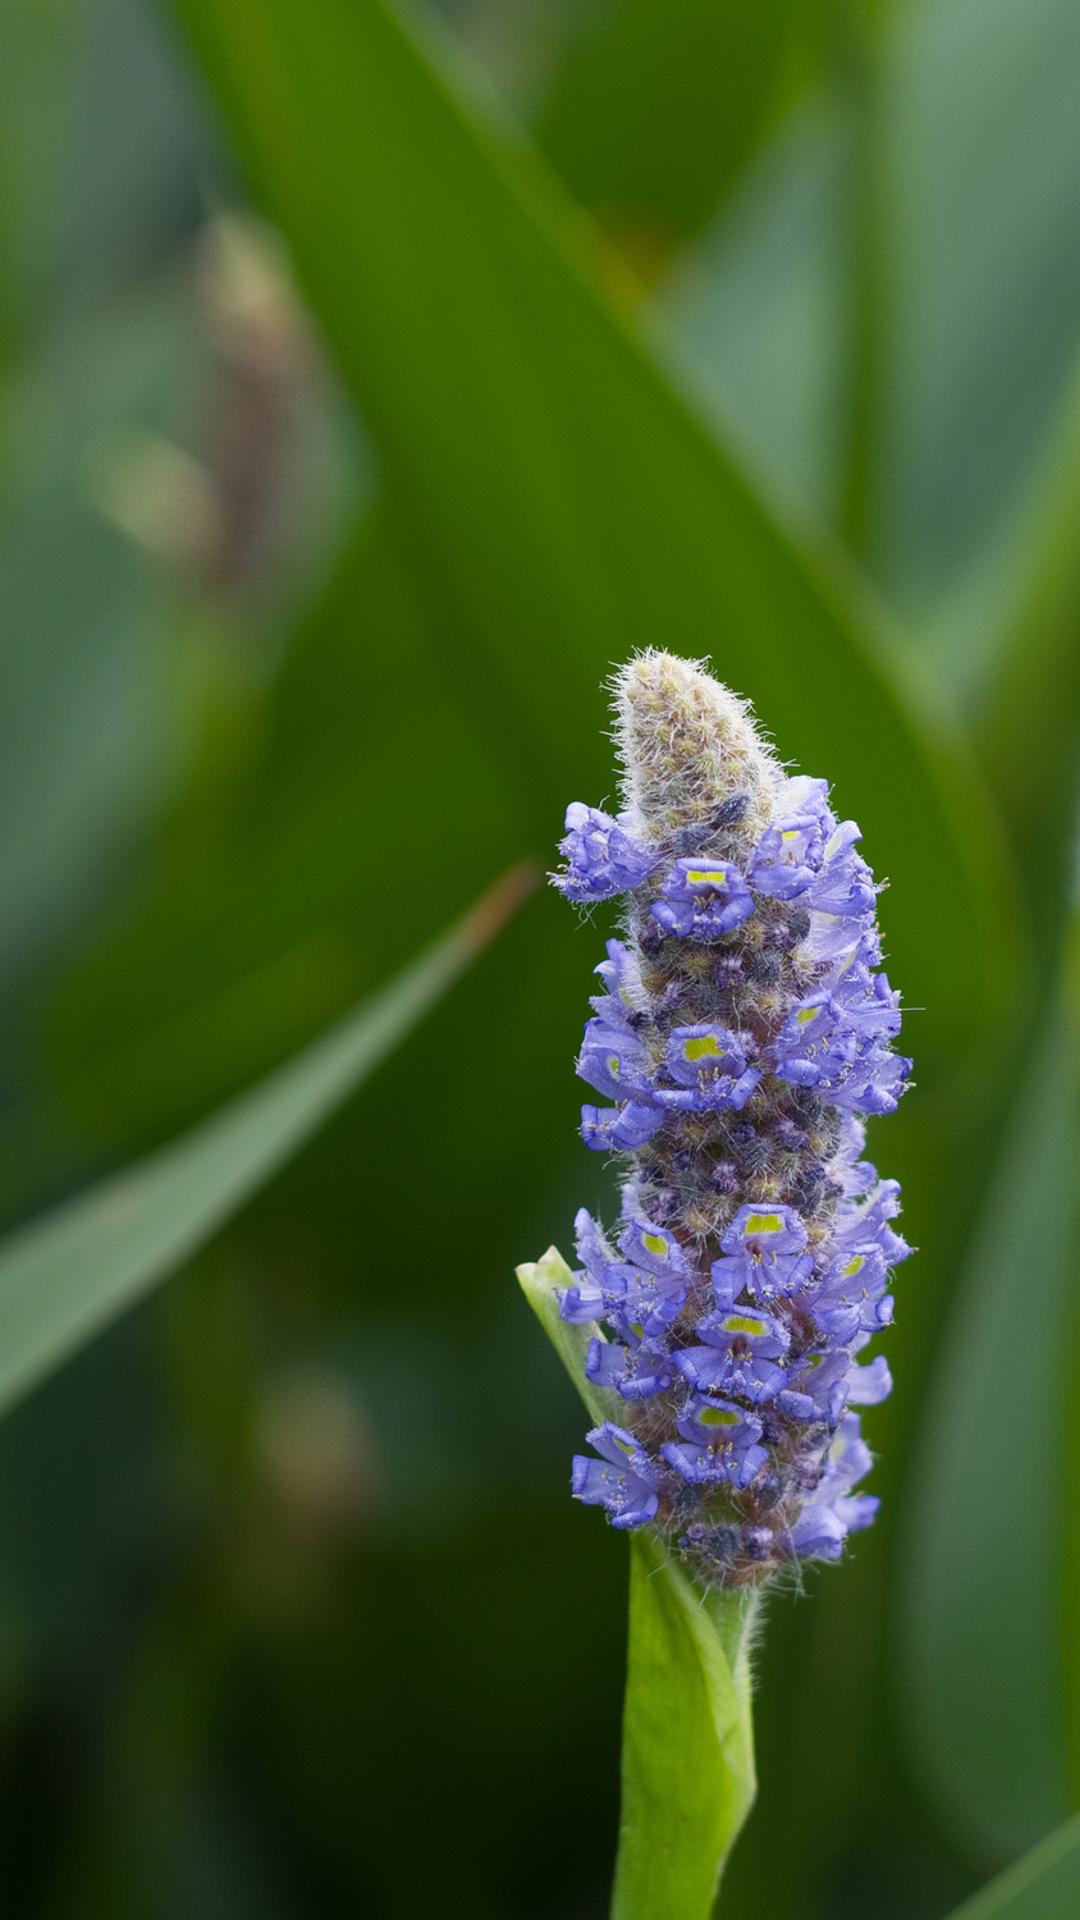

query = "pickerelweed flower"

[{"left": 552, "top": 652, "right": 912, "bottom": 1586}]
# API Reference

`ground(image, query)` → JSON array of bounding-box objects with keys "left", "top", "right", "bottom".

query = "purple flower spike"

[{"left": 545, "top": 652, "right": 912, "bottom": 1583}]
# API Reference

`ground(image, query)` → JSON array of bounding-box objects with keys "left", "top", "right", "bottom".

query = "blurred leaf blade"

[
  {"left": 163, "top": 0, "right": 1023, "bottom": 1073},
  {"left": 0, "top": 868, "right": 530, "bottom": 1416},
  {"left": 947, "top": 1814, "right": 1080, "bottom": 1920},
  {"left": 901, "top": 934, "right": 1080, "bottom": 1857},
  {"left": 970, "top": 352, "right": 1080, "bottom": 965},
  {"left": 535, "top": 0, "right": 796, "bottom": 274},
  {"left": 669, "top": 0, "right": 1080, "bottom": 635}
]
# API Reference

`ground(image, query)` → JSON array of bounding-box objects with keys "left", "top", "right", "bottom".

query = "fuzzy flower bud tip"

[{"left": 549, "top": 652, "right": 912, "bottom": 1587}]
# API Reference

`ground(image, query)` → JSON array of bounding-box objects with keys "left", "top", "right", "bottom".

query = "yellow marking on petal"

[
  {"left": 699, "top": 1408, "right": 739, "bottom": 1428},
  {"left": 686, "top": 868, "right": 729, "bottom": 887},
  {"left": 843, "top": 1255, "right": 865, "bottom": 1278},
  {"left": 795, "top": 1006, "right": 819, "bottom": 1026},
  {"left": 630, "top": 1322, "right": 645, "bottom": 1338},
  {"left": 723, "top": 1314, "right": 767, "bottom": 1337},
  {"left": 607, "top": 1055, "right": 620, "bottom": 1076},
  {"left": 744, "top": 1212, "right": 783, "bottom": 1237},
  {"left": 781, "top": 830, "right": 799, "bottom": 843},
  {"left": 684, "top": 1033, "right": 722, "bottom": 1062},
  {"left": 642, "top": 1231, "right": 668, "bottom": 1257}
]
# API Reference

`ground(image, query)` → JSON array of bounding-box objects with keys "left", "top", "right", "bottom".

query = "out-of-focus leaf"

[
  {"left": 0, "top": 273, "right": 201, "bottom": 1015},
  {"left": 33, "top": 510, "right": 523, "bottom": 1154},
  {"left": 0, "top": 871, "right": 527, "bottom": 1417},
  {"left": 0, "top": 0, "right": 204, "bottom": 359},
  {"left": 671, "top": 0, "right": 1080, "bottom": 624},
  {"left": 668, "top": 106, "right": 848, "bottom": 514},
  {"left": 534, "top": 0, "right": 795, "bottom": 274},
  {"left": 518, "top": 1248, "right": 758, "bottom": 1917},
  {"left": 880, "top": 0, "right": 1080, "bottom": 616},
  {"left": 901, "top": 936, "right": 1080, "bottom": 1859},
  {"left": 164, "top": 0, "right": 1021, "bottom": 1077},
  {"left": 947, "top": 1815, "right": 1080, "bottom": 1920},
  {"left": 968, "top": 353, "right": 1080, "bottom": 965}
]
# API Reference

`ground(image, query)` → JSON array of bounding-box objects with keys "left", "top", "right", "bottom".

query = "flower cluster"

[{"left": 552, "top": 653, "right": 911, "bottom": 1585}]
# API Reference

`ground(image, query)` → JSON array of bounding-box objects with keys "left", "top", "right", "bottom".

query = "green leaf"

[
  {"left": 517, "top": 1246, "right": 622, "bottom": 1430},
  {"left": 0, "top": 869, "right": 528, "bottom": 1417},
  {"left": 879, "top": 0, "right": 1080, "bottom": 618},
  {"left": 947, "top": 1815, "right": 1080, "bottom": 1920},
  {"left": 518, "top": 1248, "right": 759, "bottom": 1917},
  {"left": 969, "top": 353, "right": 1080, "bottom": 965},
  {"left": 535, "top": 0, "right": 795, "bottom": 269},
  {"left": 901, "top": 937, "right": 1080, "bottom": 1858},
  {"left": 163, "top": 0, "right": 1023, "bottom": 1072},
  {"left": 672, "top": 0, "right": 1080, "bottom": 625}
]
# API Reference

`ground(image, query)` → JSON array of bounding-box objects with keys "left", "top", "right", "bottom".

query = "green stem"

[
  {"left": 516, "top": 1251, "right": 760, "bottom": 1919},
  {"left": 612, "top": 1536, "right": 760, "bottom": 1920}
]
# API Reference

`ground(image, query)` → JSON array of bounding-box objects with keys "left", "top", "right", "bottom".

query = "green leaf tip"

[{"left": 516, "top": 1246, "right": 620, "bottom": 1428}]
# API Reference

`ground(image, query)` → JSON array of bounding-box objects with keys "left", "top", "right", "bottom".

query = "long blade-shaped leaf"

[
  {"left": 536, "top": 0, "right": 794, "bottom": 267},
  {"left": 901, "top": 936, "right": 1080, "bottom": 1857},
  {"left": 972, "top": 354, "right": 1080, "bottom": 966},
  {"left": 518, "top": 1249, "right": 759, "bottom": 1917},
  {"left": 947, "top": 1815, "right": 1080, "bottom": 1920},
  {"left": 0, "top": 868, "right": 530, "bottom": 1416},
  {"left": 163, "top": 0, "right": 1022, "bottom": 1067}
]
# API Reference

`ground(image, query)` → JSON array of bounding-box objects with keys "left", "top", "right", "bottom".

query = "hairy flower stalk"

[{"left": 552, "top": 653, "right": 911, "bottom": 1587}]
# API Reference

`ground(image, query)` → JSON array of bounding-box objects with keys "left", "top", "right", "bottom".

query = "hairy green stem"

[
  {"left": 516, "top": 1251, "right": 759, "bottom": 1920},
  {"left": 613, "top": 1537, "right": 758, "bottom": 1920}
]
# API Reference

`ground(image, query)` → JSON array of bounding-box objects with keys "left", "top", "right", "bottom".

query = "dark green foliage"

[{"left": 1, "top": 0, "right": 1079, "bottom": 1914}]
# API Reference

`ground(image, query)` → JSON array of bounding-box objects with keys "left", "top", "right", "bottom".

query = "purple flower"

[
  {"left": 589, "top": 939, "right": 644, "bottom": 1023},
  {"left": 674, "top": 1307, "right": 790, "bottom": 1405},
  {"left": 711, "top": 1204, "right": 814, "bottom": 1306},
  {"left": 580, "top": 1102, "right": 665, "bottom": 1152},
  {"left": 572, "top": 1423, "right": 662, "bottom": 1528},
  {"left": 655, "top": 1025, "right": 761, "bottom": 1112},
  {"left": 553, "top": 803, "right": 659, "bottom": 903},
  {"left": 806, "top": 1245, "right": 893, "bottom": 1341},
  {"left": 808, "top": 820, "right": 877, "bottom": 921},
  {"left": 662, "top": 1398, "right": 768, "bottom": 1489},
  {"left": 788, "top": 1416, "right": 878, "bottom": 1560},
  {"left": 577, "top": 1018, "right": 652, "bottom": 1102},
  {"left": 650, "top": 858, "right": 754, "bottom": 940},
  {"left": 829, "top": 1047, "right": 912, "bottom": 1117},
  {"left": 845, "top": 1352, "right": 893, "bottom": 1404},
  {"left": 586, "top": 1334, "right": 671, "bottom": 1400},
  {"left": 618, "top": 1218, "right": 689, "bottom": 1279},
  {"left": 748, "top": 776, "right": 831, "bottom": 899}
]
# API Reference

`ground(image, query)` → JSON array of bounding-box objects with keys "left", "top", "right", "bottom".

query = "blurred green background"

[{"left": 1, "top": 0, "right": 1079, "bottom": 1913}]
